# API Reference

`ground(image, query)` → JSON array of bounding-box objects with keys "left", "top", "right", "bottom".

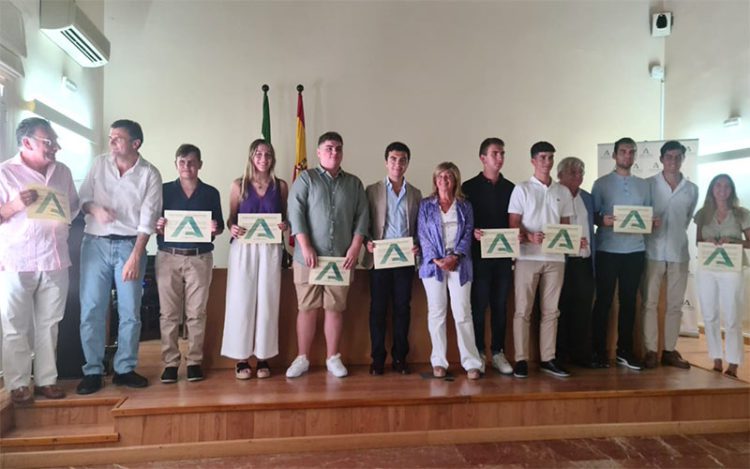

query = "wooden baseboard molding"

[{"left": 3, "top": 419, "right": 748, "bottom": 468}]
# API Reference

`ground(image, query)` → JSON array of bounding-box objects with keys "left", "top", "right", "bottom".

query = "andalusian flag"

[
  {"left": 261, "top": 84, "right": 271, "bottom": 142},
  {"left": 293, "top": 84, "right": 307, "bottom": 181}
]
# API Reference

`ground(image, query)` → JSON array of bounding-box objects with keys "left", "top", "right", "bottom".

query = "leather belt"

[{"left": 159, "top": 247, "right": 212, "bottom": 256}]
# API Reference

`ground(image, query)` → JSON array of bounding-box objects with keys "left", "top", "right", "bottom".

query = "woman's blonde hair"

[
  {"left": 430, "top": 161, "right": 464, "bottom": 200},
  {"left": 240, "top": 139, "right": 276, "bottom": 200}
]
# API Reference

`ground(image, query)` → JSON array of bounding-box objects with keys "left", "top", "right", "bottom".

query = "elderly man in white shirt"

[
  {"left": 0, "top": 118, "right": 79, "bottom": 405},
  {"left": 76, "top": 120, "right": 162, "bottom": 395},
  {"left": 642, "top": 141, "right": 698, "bottom": 369}
]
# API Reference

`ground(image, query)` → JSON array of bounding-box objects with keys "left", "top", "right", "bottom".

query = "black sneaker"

[
  {"left": 616, "top": 354, "right": 644, "bottom": 371},
  {"left": 369, "top": 362, "right": 384, "bottom": 375},
  {"left": 187, "top": 365, "right": 205, "bottom": 382},
  {"left": 513, "top": 360, "right": 528, "bottom": 378},
  {"left": 540, "top": 359, "right": 571, "bottom": 377},
  {"left": 392, "top": 360, "right": 411, "bottom": 375},
  {"left": 113, "top": 371, "right": 149, "bottom": 388},
  {"left": 76, "top": 374, "right": 103, "bottom": 395},
  {"left": 160, "top": 366, "right": 178, "bottom": 384}
]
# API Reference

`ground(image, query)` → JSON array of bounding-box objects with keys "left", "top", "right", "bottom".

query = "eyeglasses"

[{"left": 29, "top": 135, "right": 61, "bottom": 149}]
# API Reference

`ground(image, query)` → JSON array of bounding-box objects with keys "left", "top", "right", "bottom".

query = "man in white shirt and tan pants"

[
  {"left": 76, "top": 120, "right": 162, "bottom": 395},
  {"left": 642, "top": 140, "right": 698, "bottom": 369},
  {"left": 0, "top": 118, "right": 79, "bottom": 405}
]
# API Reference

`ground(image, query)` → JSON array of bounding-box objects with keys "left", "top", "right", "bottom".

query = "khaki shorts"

[{"left": 293, "top": 262, "right": 350, "bottom": 312}]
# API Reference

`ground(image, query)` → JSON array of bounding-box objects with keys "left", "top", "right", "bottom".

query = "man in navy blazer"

[{"left": 556, "top": 157, "right": 596, "bottom": 367}]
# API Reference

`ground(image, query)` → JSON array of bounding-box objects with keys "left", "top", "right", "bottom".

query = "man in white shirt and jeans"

[
  {"left": 76, "top": 120, "right": 162, "bottom": 395},
  {"left": 0, "top": 118, "right": 79, "bottom": 405},
  {"left": 641, "top": 140, "right": 698, "bottom": 369}
]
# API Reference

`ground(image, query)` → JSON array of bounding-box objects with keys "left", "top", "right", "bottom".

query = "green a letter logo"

[
  {"left": 245, "top": 218, "right": 274, "bottom": 240},
  {"left": 704, "top": 248, "right": 734, "bottom": 268},
  {"left": 36, "top": 191, "right": 66, "bottom": 218},
  {"left": 548, "top": 229, "right": 573, "bottom": 250},
  {"left": 380, "top": 243, "right": 408, "bottom": 264},
  {"left": 620, "top": 210, "right": 646, "bottom": 230},
  {"left": 171, "top": 216, "right": 203, "bottom": 238},
  {"left": 487, "top": 234, "right": 513, "bottom": 254},
  {"left": 316, "top": 262, "right": 344, "bottom": 282}
]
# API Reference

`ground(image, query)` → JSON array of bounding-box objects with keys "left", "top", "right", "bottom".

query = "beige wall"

[
  {"left": 663, "top": 0, "right": 750, "bottom": 155},
  {"left": 102, "top": 0, "right": 667, "bottom": 266}
]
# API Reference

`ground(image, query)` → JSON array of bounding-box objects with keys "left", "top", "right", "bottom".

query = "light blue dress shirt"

[{"left": 383, "top": 177, "right": 409, "bottom": 240}]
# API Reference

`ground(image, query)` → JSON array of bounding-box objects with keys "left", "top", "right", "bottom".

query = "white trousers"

[
  {"left": 696, "top": 269, "right": 745, "bottom": 365},
  {"left": 221, "top": 242, "right": 281, "bottom": 360},
  {"left": 422, "top": 272, "right": 482, "bottom": 370},
  {"left": 0, "top": 270, "right": 69, "bottom": 390}
]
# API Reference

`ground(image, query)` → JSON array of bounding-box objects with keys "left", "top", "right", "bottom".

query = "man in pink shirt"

[{"left": 0, "top": 118, "right": 79, "bottom": 405}]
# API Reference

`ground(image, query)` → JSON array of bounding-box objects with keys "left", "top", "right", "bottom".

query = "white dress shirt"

[
  {"left": 645, "top": 173, "right": 698, "bottom": 263},
  {"left": 79, "top": 153, "right": 162, "bottom": 236},
  {"left": 0, "top": 154, "right": 80, "bottom": 272}
]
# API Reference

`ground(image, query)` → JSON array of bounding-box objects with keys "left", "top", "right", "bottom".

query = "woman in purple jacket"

[{"left": 417, "top": 162, "right": 483, "bottom": 380}]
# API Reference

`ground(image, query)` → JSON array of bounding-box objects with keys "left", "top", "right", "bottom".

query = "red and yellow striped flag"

[{"left": 293, "top": 84, "right": 307, "bottom": 181}]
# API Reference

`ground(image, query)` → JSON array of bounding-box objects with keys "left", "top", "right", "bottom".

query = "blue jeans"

[{"left": 79, "top": 235, "right": 147, "bottom": 375}]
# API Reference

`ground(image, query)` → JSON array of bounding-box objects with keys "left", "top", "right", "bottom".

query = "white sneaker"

[
  {"left": 492, "top": 352, "right": 513, "bottom": 375},
  {"left": 285, "top": 355, "right": 310, "bottom": 378},
  {"left": 326, "top": 353, "right": 348, "bottom": 378}
]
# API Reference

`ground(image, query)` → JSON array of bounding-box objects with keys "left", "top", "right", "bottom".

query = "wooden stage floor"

[{"left": 2, "top": 335, "right": 749, "bottom": 468}]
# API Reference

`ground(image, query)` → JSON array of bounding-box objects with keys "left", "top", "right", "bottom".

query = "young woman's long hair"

[
  {"left": 696, "top": 173, "right": 740, "bottom": 225},
  {"left": 240, "top": 139, "right": 276, "bottom": 200}
]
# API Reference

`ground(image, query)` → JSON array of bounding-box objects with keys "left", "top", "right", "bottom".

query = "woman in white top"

[
  {"left": 694, "top": 174, "right": 750, "bottom": 378},
  {"left": 416, "top": 162, "right": 483, "bottom": 380}
]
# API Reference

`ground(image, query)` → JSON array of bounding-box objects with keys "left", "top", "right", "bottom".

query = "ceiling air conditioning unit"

[{"left": 39, "top": 0, "right": 110, "bottom": 68}]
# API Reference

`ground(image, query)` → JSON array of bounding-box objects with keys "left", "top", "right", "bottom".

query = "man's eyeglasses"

[{"left": 29, "top": 135, "right": 61, "bottom": 149}]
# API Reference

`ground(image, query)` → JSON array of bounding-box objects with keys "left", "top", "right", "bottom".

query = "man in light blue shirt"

[
  {"left": 363, "top": 142, "right": 422, "bottom": 375},
  {"left": 642, "top": 141, "right": 698, "bottom": 369},
  {"left": 590, "top": 137, "right": 651, "bottom": 371}
]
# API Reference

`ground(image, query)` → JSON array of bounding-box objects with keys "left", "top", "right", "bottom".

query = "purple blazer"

[{"left": 416, "top": 196, "right": 474, "bottom": 285}]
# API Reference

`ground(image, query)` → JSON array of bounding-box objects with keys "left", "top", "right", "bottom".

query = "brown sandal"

[{"left": 256, "top": 361, "right": 271, "bottom": 379}]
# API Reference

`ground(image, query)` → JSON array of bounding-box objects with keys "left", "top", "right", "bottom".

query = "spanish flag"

[{"left": 293, "top": 84, "right": 307, "bottom": 181}]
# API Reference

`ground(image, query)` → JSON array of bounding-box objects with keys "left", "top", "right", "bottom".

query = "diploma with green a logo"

[
  {"left": 373, "top": 237, "right": 414, "bottom": 269},
  {"left": 309, "top": 257, "right": 352, "bottom": 285},
  {"left": 25, "top": 184, "right": 70, "bottom": 223},
  {"left": 480, "top": 228, "right": 520, "bottom": 258},
  {"left": 542, "top": 224, "right": 582, "bottom": 255},
  {"left": 697, "top": 242, "right": 743, "bottom": 272},
  {"left": 237, "top": 213, "right": 282, "bottom": 244},
  {"left": 164, "top": 210, "right": 212, "bottom": 243},
  {"left": 613, "top": 205, "right": 653, "bottom": 234}
]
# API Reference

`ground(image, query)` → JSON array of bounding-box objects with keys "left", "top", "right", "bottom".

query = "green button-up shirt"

[{"left": 288, "top": 167, "right": 369, "bottom": 265}]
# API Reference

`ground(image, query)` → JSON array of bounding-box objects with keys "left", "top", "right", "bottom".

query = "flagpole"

[{"left": 261, "top": 84, "right": 271, "bottom": 143}]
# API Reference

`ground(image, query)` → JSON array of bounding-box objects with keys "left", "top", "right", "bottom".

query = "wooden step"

[{"left": 0, "top": 422, "right": 119, "bottom": 449}]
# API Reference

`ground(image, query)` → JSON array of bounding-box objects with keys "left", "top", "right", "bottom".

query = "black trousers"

[
  {"left": 369, "top": 266, "right": 415, "bottom": 365},
  {"left": 557, "top": 256, "right": 595, "bottom": 364},
  {"left": 591, "top": 251, "right": 645, "bottom": 357},
  {"left": 470, "top": 258, "right": 513, "bottom": 356}
]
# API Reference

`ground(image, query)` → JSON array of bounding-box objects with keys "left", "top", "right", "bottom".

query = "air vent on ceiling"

[{"left": 40, "top": 0, "right": 110, "bottom": 68}]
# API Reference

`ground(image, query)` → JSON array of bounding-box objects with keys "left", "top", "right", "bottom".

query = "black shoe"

[
  {"left": 369, "top": 362, "right": 384, "bottom": 375},
  {"left": 392, "top": 360, "right": 411, "bottom": 375},
  {"left": 589, "top": 352, "right": 610, "bottom": 369},
  {"left": 160, "top": 366, "right": 178, "bottom": 384},
  {"left": 187, "top": 365, "right": 205, "bottom": 382},
  {"left": 513, "top": 360, "right": 528, "bottom": 378},
  {"left": 616, "top": 353, "right": 644, "bottom": 371},
  {"left": 113, "top": 371, "right": 149, "bottom": 388},
  {"left": 540, "top": 359, "right": 571, "bottom": 377},
  {"left": 76, "top": 374, "right": 103, "bottom": 395}
]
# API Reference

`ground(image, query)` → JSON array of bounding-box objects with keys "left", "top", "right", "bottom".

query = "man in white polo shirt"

[
  {"left": 508, "top": 141, "right": 574, "bottom": 378},
  {"left": 642, "top": 140, "right": 698, "bottom": 369}
]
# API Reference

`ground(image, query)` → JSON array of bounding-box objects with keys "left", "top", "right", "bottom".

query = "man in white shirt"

[
  {"left": 508, "top": 141, "right": 574, "bottom": 378},
  {"left": 0, "top": 118, "right": 79, "bottom": 405},
  {"left": 642, "top": 141, "right": 698, "bottom": 369},
  {"left": 76, "top": 120, "right": 162, "bottom": 395}
]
